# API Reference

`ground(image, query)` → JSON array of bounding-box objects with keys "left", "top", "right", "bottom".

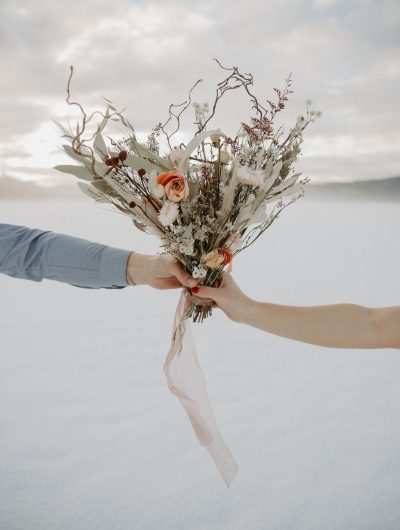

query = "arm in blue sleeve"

[{"left": 0, "top": 224, "right": 131, "bottom": 289}]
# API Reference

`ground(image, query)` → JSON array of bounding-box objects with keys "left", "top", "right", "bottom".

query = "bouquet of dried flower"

[{"left": 55, "top": 60, "right": 320, "bottom": 486}]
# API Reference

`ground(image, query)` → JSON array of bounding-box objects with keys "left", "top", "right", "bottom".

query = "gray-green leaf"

[{"left": 54, "top": 165, "right": 93, "bottom": 181}]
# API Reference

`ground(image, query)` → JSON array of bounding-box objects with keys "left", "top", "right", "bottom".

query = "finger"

[
  {"left": 191, "top": 285, "right": 220, "bottom": 301},
  {"left": 169, "top": 261, "right": 197, "bottom": 288},
  {"left": 154, "top": 277, "right": 183, "bottom": 290}
]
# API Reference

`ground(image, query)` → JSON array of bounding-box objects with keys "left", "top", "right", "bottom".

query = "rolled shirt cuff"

[{"left": 98, "top": 247, "right": 131, "bottom": 288}]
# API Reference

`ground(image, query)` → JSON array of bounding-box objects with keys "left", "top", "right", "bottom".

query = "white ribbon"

[{"left": 163, "top": 289, "right": 238, "bottom": 487}]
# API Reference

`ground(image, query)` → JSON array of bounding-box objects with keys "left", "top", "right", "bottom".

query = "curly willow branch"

[
  {"left": 60, "top": 65, "right": 123, "bottom": 178},
  {"left": 160, "top": 78, "right": 203, "bottom": 149}
]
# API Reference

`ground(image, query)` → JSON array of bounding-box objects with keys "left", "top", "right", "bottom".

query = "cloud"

[{"left": 0, "top": 0, "right": 399, "bottom": 183}]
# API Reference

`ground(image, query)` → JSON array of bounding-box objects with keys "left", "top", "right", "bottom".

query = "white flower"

[
  {"left": 148, "top": 170, "right": 165, "bottom": 199},
  {"left": 158, "top": 201, "right": 178, "bottom": 226},
  {"left": 195, "top": 225, "right": 208, "bottom": 242},
  {"left": 192, "top": 265, "right": 207, "bottom": 279},
  {"left": 179, "top": 238, "right": 195, "bottom": 256},
  {"left": 152, "top": 183, "right": 165, "bottom": 199},
  {"left": 237, "top": 166, "right": 264, "bottom": 187}
]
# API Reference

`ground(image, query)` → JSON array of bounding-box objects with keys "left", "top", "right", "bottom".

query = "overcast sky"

[{"left": 0, "top": 0, "right": 399, "bottom": 184}]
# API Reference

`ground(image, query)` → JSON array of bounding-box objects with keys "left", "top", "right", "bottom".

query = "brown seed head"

[{"left": 106, "top": 157, "right": 119, "bottom": 167}]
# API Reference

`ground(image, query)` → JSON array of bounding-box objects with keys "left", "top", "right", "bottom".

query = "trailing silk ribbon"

[{"left": 163, "top": 289, "right": 238, "bottom": 487}]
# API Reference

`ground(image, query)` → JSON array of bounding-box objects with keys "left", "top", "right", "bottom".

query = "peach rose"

[
  {"left": 202, "top": 248, "right": 233, "bottom": 269},
  {"left": 156, "top": 170, "right": 189, "bottom": 203}
]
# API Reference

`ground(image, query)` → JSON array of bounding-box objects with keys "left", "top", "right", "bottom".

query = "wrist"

[
  {"left": 127, "top": 252, "right": 150, "bottom": 286},
  {"left": 237, "top": 297, "right": 259, "bottom": 325}
]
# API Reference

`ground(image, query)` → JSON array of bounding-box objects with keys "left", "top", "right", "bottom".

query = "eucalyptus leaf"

[
  {"left": 54, "top": 165, "right": 93, "bottom": 181},
  {"left": 271, "top": 172, "right": 301, "bottom": 194},
  {"left": 98, "top": 107, "right": 110, "bottom": 133},
  {"left": 92, "top": 162, "right": 111, "bottom": 178},
  {"left": 62, "top": 145, "right": 92, "bottom": 165},
  {"left": 130, "top": 135, "right": 172, "bottom": 170},
  {"left": 77, "top": 182, "right": 104, "bottom": 200},
  {"left": 93, "top": 133, "right": 108, "bottom": 158},
  {"left": 91, "top": 180, "right": 116, "bottom": 195},
  {"left": 178, "top": 129, "right": 220, "bottom": 173},
  {"left": 103, "top": 175, "right": 132, "bottom": 202},
  {"left": 133, "top": 219, "right": 148, "bottom": 233},
  {"left": 125, "top": 153, "right": 159, "bottom": 175},
  {"left": 245, "top": 206, "right": 268, "bottom": 228}
]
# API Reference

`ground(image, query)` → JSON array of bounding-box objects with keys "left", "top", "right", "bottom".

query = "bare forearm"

[
  {"left": 194, "top": 276, "right": 400, "bottom": 349},
  {"left": 242, "top": 301, "right": 400, "bottom": 349}
]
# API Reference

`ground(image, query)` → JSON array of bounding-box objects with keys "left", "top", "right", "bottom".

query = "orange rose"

[{"left": 156, "top": 170, "right": 189, "bottom": 203}]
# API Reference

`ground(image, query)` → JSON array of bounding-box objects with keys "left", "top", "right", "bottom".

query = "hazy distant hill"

[
  {"left": 0, "top": 176, "right": 82, "bottom": 200},
  {"left": 1, "top": 175, "right": 400, "bottom": 201},
  {"left": 307, "top": 175, "right": 400, "bottom": 201}
]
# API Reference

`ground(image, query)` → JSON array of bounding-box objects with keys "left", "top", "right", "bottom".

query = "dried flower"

[
  {"left": 152, "top": 183, "right": 165, "bottom": 200},
  {"left": 237, "top": 166, "right": 264, "bottom": 187},
  {"left": 192, "top": 264, "right": 207, "bottom": 279},
  {"left": 158, "top": 200, "right": 178, "bottom": 226},
  {"left": 195, "top": 225, "right": 208, "bottom": 242},
  {"left": 105, "top": 157, "right": 119, "bottom": 167},
  {"left": 179, "top": 238, "right": 195, "bottom": 256},
  {"left": 202, "top": 248, "right": 233, "bottom": 269},
  {"left": 157, "top": 170, "right": 189, "bottom": 203}
]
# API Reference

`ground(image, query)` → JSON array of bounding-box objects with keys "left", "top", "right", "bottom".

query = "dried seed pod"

[
  {"left": 105, "top": 157, "right": 119, "bottom": 167},
  {"left": 119, "top": 150, "right": 127, "bottom": 162},
  {"left": 138, "top": 168, "right": 146, "bottom": 177}
]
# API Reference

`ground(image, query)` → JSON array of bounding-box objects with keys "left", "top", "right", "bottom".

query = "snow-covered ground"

[{"left": 1, "top": 197, "right": 399, "bottom": 530}]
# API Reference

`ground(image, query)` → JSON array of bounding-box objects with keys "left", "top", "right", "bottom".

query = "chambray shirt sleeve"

[{"left": 0, "top": 224, "right": 131, "bottom": 289}]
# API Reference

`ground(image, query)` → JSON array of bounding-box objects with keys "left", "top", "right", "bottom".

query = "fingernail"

[{"left": 191, "top": 286, "right": 199, "bottom": 294}]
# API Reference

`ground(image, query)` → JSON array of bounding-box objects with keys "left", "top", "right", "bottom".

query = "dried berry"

[
  {"left": 138, "top": 168, "right": 146, "bottom": 177},
  {"left": 105, "top": 157, "right": 119, "bottom": 167},
  {"left": 119, "top": 150, "right": 127, "bottom": 162}
]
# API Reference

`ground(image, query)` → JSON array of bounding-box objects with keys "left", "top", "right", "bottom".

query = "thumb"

[{"left": 169, "top": 261, "right": 197, "bottom": 288}]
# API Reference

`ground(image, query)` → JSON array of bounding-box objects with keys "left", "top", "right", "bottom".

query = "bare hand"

[
  {"left": 126, "top": 253, "right": 197, "bottom": 290},
  {"left": 192, "top": 274, "right": 253, "bottom": 322}
]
